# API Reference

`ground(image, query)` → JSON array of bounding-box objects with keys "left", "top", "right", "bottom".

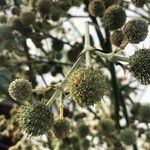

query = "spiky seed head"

[
  {"left": 139, "top": 104, "right": 150, "bottom": 123},
  {"left": 36, "top": 0, "right": 52, "bottom": 15},
  {"left": 0, "top": 25, "right": 13, "bottom": 40},
  {"left": 120, "top": 128, "right": 136, "bottom": 145},
  {"left": 102, "top": 5, "right": 126, "bottom": 30},
  {"left": 88, "top": 0, "right": 105, "bottom": 17},
  {"left": 20, "top": 11, "right": 36, "bottom": 25},
  {"left": 131, "top": 0, "right": 145, "bottom": 7},
  {"left": 11, "top": 6, "right": 21, "bottom": 15},
  {"left": 77, "top": 123, "right": 89, "bottom": 138},
  {"left": 98, "top": 118, "right": 115, "bottom": 135},
  {"left": 146, "top": 131, "right": 150, "bottom": 141},
  {"left": 0, "top": 15, "right": 7, "bottom": 23},
  {"left": 123, "top": 19, "right": 148, "bottom": 43},
  {"left": 17, "top": 103, "right": 54, "bottom": 136},
  {"left": 66, "top": 66, "right": 108, "bottom": 106},
  {"left": 103, "top": 0, "right": 117, "bottom": 8},
  {"left": 9, "top": 79, "right": 32, "bottom": 101},
  {"left": 129, "top": 49, "right": 150, "bottom": 85},
  {"left": 111, "top": 30, "right": 124, "bottom": 46},
  {"left": 53, "top": 118, "right": 70, "bottom": 139}
]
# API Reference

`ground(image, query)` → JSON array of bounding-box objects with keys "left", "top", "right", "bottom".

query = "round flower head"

[
  {"left": 0, "top": 25, "right": 13, "bottom": 40},
  {"left": 131, "top": 0, "right": 145, "bottom": 7},
  {"left": 129, "top": 49, "right": 150, "bottom": 85},
  {"left": 52, "top": 39, "right": 64, "bottom": 51},
  {"left": 36, "top": 0, "right": 52, "bottom": 16},
  {"left": 102, "top": 5, "right": 126, "bottom": 30},
  {"left": 103, "top": 0, "right": 117, "bottom": 8},
  {"left": 66, "top": 66, "right": 108, "bottom": 106},
  {"left": 9, "top": 79, "right": 32, "bottom": 101},
  {"left": 123, "top": 19, "right": 148, "bottom": 43},
  {"left": 17, "top": 103, "right": 54, "bottom": 136},
  {"left": 98, "top": 118, "right": 115, "bottom": 135},
  {"left": 146, "top": 131, "right": 150, "bottom": 141},
  {"left": 139, "top": 104, "right": 150, "bottom": 123},
  {"left": 88, "top": 0, "right": 105, "bottom": 17},
  {"left": 111, "top": 30, "right": 124, "bottom": 47},
  {"left": 76, "top": 123, "right": 89, "bottom": 138},
  {"left": 20, "top": 11, "right": 35, "bottom": 25},
  {"left": 120, "top": 128, "right": 136, "bottom": 145},
  {"left": 53, "top": 118, "right": 70, "bottom": 139}
]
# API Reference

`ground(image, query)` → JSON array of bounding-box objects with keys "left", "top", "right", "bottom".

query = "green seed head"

[
  {"left": 146, "top": 130, "right": 150, "bottom": 141},
  {"left": 66, "top": 66, "right": 108, "bottom": 106},
  {"left": 98, "top": 118, "right": 115, "bottom": 135},
  {"left": 36, "top": 0, "right": 52, "bottom": 16},
  {"left": 88, "top": 0, "right": 105, "bottom": 17},
  {"left": 111, "top": 30, "right": 124, "bottom": 46},
  {"left": 131, "top": 0, "right": 145, "bottom": 7},
  {"left": 76, "top": 123, "right": 89, "bottom": 138},
  {"left": 139, "top": 104, "right": 150, "bottom": 123},
  {"left": 53, "top": 118, "right": 70, "bottom": 139},
  {"left": 120, "top": 128, "right": 136, "bottom": 145},
  {"left": 129, "top": 49, "right": 150, "bottom": 85},
  {"left": 9, "top": 79, "right": 32, "bottom": 101},
  {"left": 103, "top": 0, "right": 117, "bottom": 8},
  {"left": 17, "top": 103, "right": 54, "bottom": 136},
  {"left": 123, "top": 19, "right": 148, "bottom": 43},
  {"left": 20, "top": 11, "right": 36, "bottom": 25},
  {"left": 102, "top": 5, "right": 126, "bottom": 30}
]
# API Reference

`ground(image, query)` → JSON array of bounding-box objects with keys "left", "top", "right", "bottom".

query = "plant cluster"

[{"left": 0, "top": 0, "right": 149, "bottom": 149}]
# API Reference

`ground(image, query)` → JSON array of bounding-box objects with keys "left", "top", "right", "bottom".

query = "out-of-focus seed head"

[
  {"left": 53, "top": 118, "right": 70, "bottom": 139},
  {"left": 123, "top": 19, "right": 148, "bottom": 43},
  {"left": 9, "top": 79, "right": 32, "bottom": 102},
  {"left": 76, "top": 123, "right": 89, "bottom": 138},
  {"left": 111, "top": 30, "right": 124, "bottom": 46},
  {"left": 102, "top": 5, "right": 126, "bottom": 30},
  {"left": 88, "top": 0, "right": 105, "bottom": 17},
  {"left": 0, "top": 25, "right": 13, "bottom": 40},
  {"left": 120, "top": 128, "right": 136, "bottom": 145},
  {"left": 66, "top": 66, "right": 108, "bottom": 106},
  {"left": 139, "top": 104, "right": 150, "bottom": 123},
  {"left": 17, "top": 103, "right": 54, "bottom": 136},
  {"left": 129, "top": 49, "right": 150, "bottom": 85},
  {"left": 52, "top": 39, "right": 64, "bottom": 51},
  {"left": 131, "top": 0, "right": 145, "bottom": 7},
  {"left": 98, "top": 118, "right": 115, "bottom": 135}
]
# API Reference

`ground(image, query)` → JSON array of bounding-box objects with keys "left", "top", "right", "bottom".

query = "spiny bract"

[
  {"left": 9, "top": 79, "right": 32, "bottom": 101},
  {"left": 120, "top": 128, "right": 136, "bottom": 145},
  {"left": 102, "top": 5, "right": 126, "bottom": 30},
  {"left": 129, "top": 49, "right": 150, "bottom": 85},
  {"left": 53, "top": 118, "right": 70, "bottom": 139},
  {"left": 17, "top": 103, "right": 54, "bottom": 136},
  {"left": 123, "top": 19, "right": 148, "bottom": 43},
  {"left": 66, "top": 66, "right": 108, "bottom": 106},
  {"left": 88, "top": 0, "right": 105, "bottom": 17}
]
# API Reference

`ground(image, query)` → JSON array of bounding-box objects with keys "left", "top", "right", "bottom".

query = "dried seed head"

[
  {"left": 17, "top": 103, "right": 54, "bottom": 136},
  {"left": 98, "top": 118, "right": 115, "bottom": 135},
  {"left": 139, "top": 104, "right": 150, "bottom": 123},
  {"left": 20, "top": 11, "right": 36, "bottom": 25},
  {"left": 66, "top": 66, "right": 108, "bottom": 106},
  {"left": 77, "top": 123, "right": 89, "bottom": 138},
  {"left": 88, "top": 0, "right": 105, "bottom": 17},
  {"left": 102, "top": 5, "right": 126, "bottom": 30},
  {"left": 53, "top": 118, "right": 70, "bottom": 139},
  {"left": 123, "top": 19, "right": 148, "bottom": 43},
  {"left": 129, "top": 49, "right": 150, "bottom": 85},
  {"left": 120, "top": 128, "right": 136, "bottom": 145},
  {"left": 111, "top": 30, "right": 124, "bottom": 46},
  {"left": 131, "top": 0, "right": 145, "bottom": 7},
  {"left": 9, "top": 79, "right": 32, "bottom": 101}
]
